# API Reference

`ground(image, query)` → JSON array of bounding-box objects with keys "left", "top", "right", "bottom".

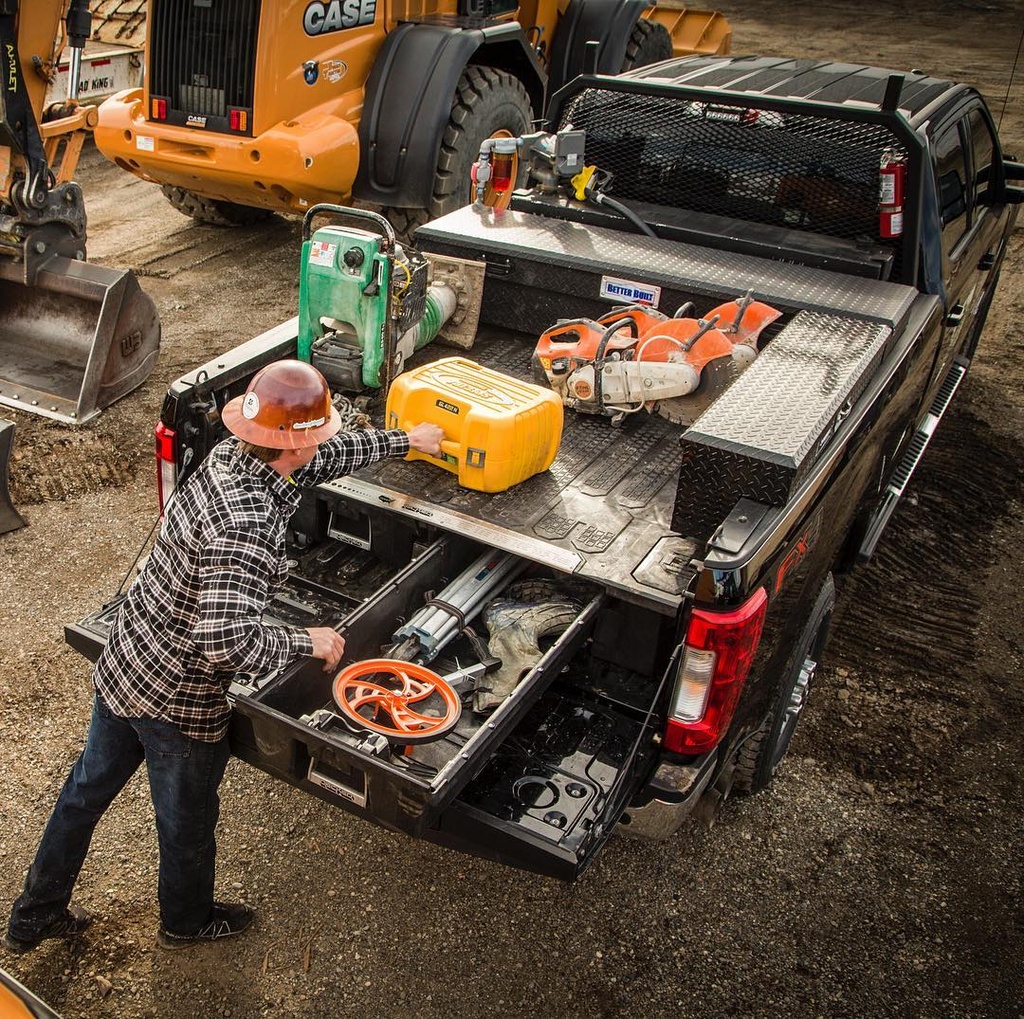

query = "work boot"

[
  {"left": 3, "top": 906, "right": 92, "bottom": 954},
  {"left": 156, "top": 902, "right": 254, "bottom": 949}
]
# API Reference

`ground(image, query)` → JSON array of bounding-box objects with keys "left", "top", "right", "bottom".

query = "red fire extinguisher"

[{"left": 879, "top": 148, "right": 906, "bottom": 239}]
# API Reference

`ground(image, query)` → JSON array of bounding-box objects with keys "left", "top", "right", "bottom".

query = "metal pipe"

[
  {"left": 67, "top": 48, "right": 83, "bottom": 101},
  {"left": 394, "top": 550, "right": 528, "bottom": 659},
  {"left": 405, "top": 550, "right": 510, "bottom": 638}
]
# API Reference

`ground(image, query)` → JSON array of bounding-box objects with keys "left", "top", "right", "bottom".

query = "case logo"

[
  {"left": 186, "top": 114, "right": 207, "bottom": 128},
  {"left": 303, "top": 0, "right": 377, "bottom": 35}
]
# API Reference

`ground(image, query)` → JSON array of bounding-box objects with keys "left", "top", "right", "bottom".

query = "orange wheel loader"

[{"left": 92, "top": 0, "right": 731, "bottom": 236}]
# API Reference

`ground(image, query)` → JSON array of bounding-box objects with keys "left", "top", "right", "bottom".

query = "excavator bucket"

[
  {"left": 644, "top": 5, "right": 732, "bottom": 57},
  {"left": 0, "top": 256, "right": 160, "bottom": 424},
  {"left": 0, "top": 417, "right": 26, "bottom": 535}
]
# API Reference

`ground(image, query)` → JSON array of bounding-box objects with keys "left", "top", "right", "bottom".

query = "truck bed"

[
  {"left": 67, "top": 206, "right": 929, "bottom": 879},
  {"left": 329, "top": 205, "right": 921, "bottom": 603},
  {"left": 330, "top": 328, "right": 694, "bottom": 610}
]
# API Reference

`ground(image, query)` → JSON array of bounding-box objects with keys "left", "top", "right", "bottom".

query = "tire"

[
  {"left": 383, "top": 65, "right": 533, "bottom": 240},
  {"left": 733, "top": 574, "right": 837, "bottom": 795},
  {"left": 619, "top": 19, "right": 674, "bottom": 73},
  {"left": 161, "top": 185, "right": 275, "bottom": 227}
]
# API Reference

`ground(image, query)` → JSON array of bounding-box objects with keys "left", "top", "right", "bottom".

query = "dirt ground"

[{"left": 2, "top": 2, "right": 1023, "bottom": 1017}]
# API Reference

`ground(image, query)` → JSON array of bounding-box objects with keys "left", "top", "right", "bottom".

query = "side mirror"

[{"left": 1004, "top": 159, "right": 1024, "bottom": 182}]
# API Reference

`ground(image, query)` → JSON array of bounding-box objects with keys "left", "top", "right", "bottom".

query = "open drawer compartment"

[{"left": 229, "top": 533, "right": 604, "bottom": 838}]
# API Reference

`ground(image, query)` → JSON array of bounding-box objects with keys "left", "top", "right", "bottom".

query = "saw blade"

[{"left": 655, "top": 357, "right": 740, "bottom": 425}]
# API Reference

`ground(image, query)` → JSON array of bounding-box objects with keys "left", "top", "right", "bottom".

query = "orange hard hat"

[{"left": 221, "top": 360, "right": 341, "bottom": 449}]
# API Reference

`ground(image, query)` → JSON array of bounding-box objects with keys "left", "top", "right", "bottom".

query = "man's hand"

[
  {"left": 406, "top": 423, "right": 445, "bottom": 456},
  {"left": 307, "top": 627, "right": 345, "bottom": 673}
]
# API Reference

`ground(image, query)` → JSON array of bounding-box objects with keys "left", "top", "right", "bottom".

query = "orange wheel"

[{"left": 332, "top": 659, "right": 462, "bottom": 743}]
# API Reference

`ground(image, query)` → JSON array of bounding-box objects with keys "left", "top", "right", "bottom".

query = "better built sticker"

[{"left": 599, "top": 276, "right": 661, "bottom": 307}]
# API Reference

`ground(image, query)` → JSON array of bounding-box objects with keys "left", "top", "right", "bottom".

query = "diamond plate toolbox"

[
  {"left": 415, "top": 206, "right": 918, "bottom": 336},
  {"left": 673, "top": 311, "right": 893, "bottom": 538}
]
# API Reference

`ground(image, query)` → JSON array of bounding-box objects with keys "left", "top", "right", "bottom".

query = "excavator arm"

[
  {"left": 0, "top": 0, "right": 160, "bottom": 532},
  {"left": 0, "top": 0, "right": 92, "bottom": 274}
]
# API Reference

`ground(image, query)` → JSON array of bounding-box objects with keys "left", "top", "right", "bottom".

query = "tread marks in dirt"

[
  {"left": 831, "top": 406, "right": 1022, "bottom": 680},
  {"left": 6, "top": 415, "right": 147, "bottom": 507},
  {"left": 817, "top": 404, "right": 1024, "bottom": 789},
  {"left": 125, "top": 218, "right": 299, "bottom": 281}
]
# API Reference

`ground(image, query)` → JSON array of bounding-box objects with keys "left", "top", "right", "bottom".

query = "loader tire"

[
  {"left": 619, "top": 19, "right": 673, "bottom": 72},
  {"left": 161, "top": 186, "right": 275, "bottom": 227},
  {"left": 733, "top": 574, "right": 836, "bottom": 796},
  {"left": 383, "top": 65, "right": 533, "bottom": 242}
]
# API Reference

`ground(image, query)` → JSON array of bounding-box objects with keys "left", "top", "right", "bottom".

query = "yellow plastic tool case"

[{"left": 385, "top": 357, "right": 563, "bottom": 493}]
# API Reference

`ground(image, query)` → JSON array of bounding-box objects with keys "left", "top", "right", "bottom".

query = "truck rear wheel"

[
  {"left": 161, "top": 186, "right": 275, "bottom": 227},
  {"left": 733, "top": 574, "right": 837, "bottom": 795},
  {"left": 619, "top": 19, "right": 674, "bottom": 72},
  {"left": 384, "top": 65, "right": 533, "bottom": 241}
]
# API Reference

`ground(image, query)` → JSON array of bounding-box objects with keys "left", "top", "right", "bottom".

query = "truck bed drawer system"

[{"left": 67, "top": 523, "right": 670, "bottom": 878}]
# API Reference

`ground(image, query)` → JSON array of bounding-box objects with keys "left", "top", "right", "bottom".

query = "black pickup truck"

[{"left": 67, "top": 55, "right": 1022, "bottom": 879}]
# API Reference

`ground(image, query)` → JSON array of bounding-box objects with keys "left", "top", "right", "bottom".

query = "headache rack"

[{"left": 546, "top": 72, "right": 928, "bottom": 285}]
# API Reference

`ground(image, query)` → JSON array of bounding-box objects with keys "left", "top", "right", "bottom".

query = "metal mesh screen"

[
  {"left": 559, "top": 86, "right": 908, "bottom": 251},
  {"left": 150, "top": 0, "right": 260, "bottom": 123}
]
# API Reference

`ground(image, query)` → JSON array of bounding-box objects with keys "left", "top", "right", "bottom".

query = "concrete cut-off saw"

[{"left": 533, "top": 294, "right": 781, "bottom": 425}]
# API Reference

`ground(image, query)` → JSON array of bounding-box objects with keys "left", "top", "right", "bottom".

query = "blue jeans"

[{"left": 8, "top": 694, "right": 230, "bottom": 940}]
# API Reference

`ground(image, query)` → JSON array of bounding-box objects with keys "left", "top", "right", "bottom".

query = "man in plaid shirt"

[{"left": 6, "top": 360, "right": 444, "bottom": 952}]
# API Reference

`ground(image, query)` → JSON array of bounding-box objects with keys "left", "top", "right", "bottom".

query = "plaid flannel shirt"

[{"left": 94, "top": 429, "right": 410, "bottom": 741}]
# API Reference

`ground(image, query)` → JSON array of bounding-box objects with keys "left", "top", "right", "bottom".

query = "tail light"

[
  {"left": 664, "top": 588, "right": 768, "bottom": 755},
  {"left": 229, "top": 108, "right": 248, "bottom": 132},
  {"left": 151, "top": 97, "right": 168, "bottom": 120},
  {"left": 154, "top": 421, "right": 177, "bottom": 515}
]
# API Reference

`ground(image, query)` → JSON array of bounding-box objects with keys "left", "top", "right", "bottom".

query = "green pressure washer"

[{"left": 297, "top": 205, "right": 483, "bottom": 393}]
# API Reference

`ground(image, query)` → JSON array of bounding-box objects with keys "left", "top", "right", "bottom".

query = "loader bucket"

[
  {"left": 0, "top": 257, "right": 160, "bottom": 425},
  {"left": 644, "top": 6, "right": 732, "bottom": 57},
  {"left": 0, "top": 417, "right": 26, "bottom": 535}
]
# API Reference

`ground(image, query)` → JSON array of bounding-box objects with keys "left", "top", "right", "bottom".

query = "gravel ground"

[{"left": 2, "top": 2, "right": 1023, "bottom": 1017}]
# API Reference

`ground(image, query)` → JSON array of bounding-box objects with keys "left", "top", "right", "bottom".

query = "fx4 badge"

[
  {"left": 303, "top": 0, "right": 377, "bottom": 35},
  {"left": 774, "top": 514, "right": 821, "bottom": 595}
]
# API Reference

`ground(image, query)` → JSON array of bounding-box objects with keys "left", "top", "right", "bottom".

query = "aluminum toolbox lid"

[{"left": 415, "top": 205, "right": 917, "bottom": 327}]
